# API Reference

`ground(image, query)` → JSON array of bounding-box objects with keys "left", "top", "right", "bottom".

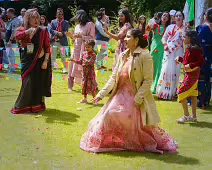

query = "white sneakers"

[
  {"left": 176, "top": 115, "right": 197, "bottom": 124},
  {"left": 62, "top": 68, "right": 68, "bottom": 73}
]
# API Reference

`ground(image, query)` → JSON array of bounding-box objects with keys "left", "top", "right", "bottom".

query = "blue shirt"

[{"left": 6, "top": 17, "right": 22, "bottom": 42}]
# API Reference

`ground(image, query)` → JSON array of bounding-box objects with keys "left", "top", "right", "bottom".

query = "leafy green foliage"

[
  {"left": 31, "top": 0, "right": 57, "bottom": 14},
  {"left": 118, "top": 0, "right": 185, "bottom": 19}
]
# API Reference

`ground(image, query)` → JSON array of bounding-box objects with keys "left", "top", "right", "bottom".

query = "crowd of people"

[{"left": 0, "top": 5, "right": 212, "bottom": 154}]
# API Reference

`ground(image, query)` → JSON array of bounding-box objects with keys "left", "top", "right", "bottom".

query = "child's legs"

[
  {"left": 83, "top": 94, "right": 87, "bottom": 99},
  {"left": 181, "top": 98, "right": 189, "bottom": 116},
  {"left": 91, "top": 92, "right": 96, "bottom": 98},
  {"left": 191, "top": 96, "right": 197, "bottom": 118}
]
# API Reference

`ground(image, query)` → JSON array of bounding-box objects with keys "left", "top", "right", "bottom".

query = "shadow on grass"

[
  {"left": 189, "top": 121, "right": 212, "bottom": 129},
  {"left": 198, "top": 107, "right": 212, "bottom": 112},
  {"left": 41, "top": 109, "right": 80, "bottom": 125},
  {"left": 152, "top": 94, "right": 178, "bottom": 102},
  {"left": 86, "top": 102, "right": 104, "bottom": 107},
  {"left": 103, "top": 152, "right": 199, "bottom": 165},
  {"left": 201, "top": 111, "right": 212, "bottom": 114}
]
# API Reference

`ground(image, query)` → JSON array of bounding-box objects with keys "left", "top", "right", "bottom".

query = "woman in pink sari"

[
  {"left": 66, "top": 10, "right": 95, "bottom": 92},
  {"left": 80, "top": 29, "right": 178, "bottom": 154},
  {"left": 105, "top": 10, "right": 132, "bottom": 70}
]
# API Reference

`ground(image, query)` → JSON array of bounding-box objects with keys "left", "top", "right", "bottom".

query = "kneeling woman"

[
  {"left": 80, "top": 29, "right": 177, "bottom": 154},
  {"left": 11, "top": 9, "right": 52, "bottom": 114}
]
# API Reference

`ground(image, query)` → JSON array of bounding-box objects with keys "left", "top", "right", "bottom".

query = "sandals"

[
  {"left": 176, "top": 115, "right": 197, "bottom": 124},
  {"left": 77, "top": 98, "right": 88, "bottom": 104},
  {"left": 191, "top": 116, "right": 197, "bottom": 122}
]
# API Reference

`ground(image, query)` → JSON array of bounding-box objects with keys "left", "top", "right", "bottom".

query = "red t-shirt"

[{"left": 179, "top": 48, "right": 205, "bottom": 69}]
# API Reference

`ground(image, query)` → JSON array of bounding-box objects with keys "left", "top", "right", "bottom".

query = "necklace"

[{"left": 157, "top": 24, "right": 166, "bottom": 36}]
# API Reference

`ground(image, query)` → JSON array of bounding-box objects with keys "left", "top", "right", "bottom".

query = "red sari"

[{"left": 11, "top": 27, "right": 52, "bottom": 114}]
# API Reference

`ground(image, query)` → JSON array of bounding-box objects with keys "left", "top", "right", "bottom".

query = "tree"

[
  {"left": 118, "top": 0, "right": 185, "bottom": 19},
  {"left": 31, "top": 0, "right": 56, "bottom": 14},
  {"left": 30, "top": 0, "right": 75, "bottom": 21}
]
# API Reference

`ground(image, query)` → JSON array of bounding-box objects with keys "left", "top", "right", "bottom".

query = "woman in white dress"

[{"left": 156, "top": 11, "right": 185, "bottom": 100}]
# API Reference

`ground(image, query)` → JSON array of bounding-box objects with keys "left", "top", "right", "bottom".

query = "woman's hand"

[
  {"left": 175, "top": 56, "right": 180, "bottom": 65},
  {"left": 26, "top": 28, "right": 37, "bottom": 35},
  {"left": 104, "top": 25, "right": 109, "bottom": 34},
  {"left": 91, "top": 96, "right": 102, "bottom": 104},
  {"left": 58, "top": 32, "right": 63, "bottom": 37},
  {"left": 164, "top": 43, "right": 169, "bottom": 51},
  {"left": 184, "top": 64, "right": 191, "bottom": 72},
  {"left": 41, "top": 61, "right": 48, "bottom": 69},
  {"left": 69, "top": 58, "right": 75, "bottom": 62},
  {"left": 65, "top": 31, "right": 73, "bottom": 38},
  {"left": 7, "top": 41, "right": 12, "bottom": 47},
  {"left": 74, "top": 33, "right": 82, "bottom": 38}
]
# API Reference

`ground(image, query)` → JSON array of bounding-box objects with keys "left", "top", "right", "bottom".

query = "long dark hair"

[
  {"left": 130, "top": 29, "right": 148, "bottom": 48},
  {"left": 137, "top": 15, "right": 146, "bottom": 34},
  {"left": 40, "top": 15, "right": 48, "bottom": 26},
  {"left": 71, "top": 10, "right": 90, "bottom": 26},
  {"left": 119, "top": 10, "right": 131, "bottom": 28},
  {"left": 174, "top": 11, "right": 185, "bottom": 19},
  {"left": 206, "top": 7, "right": 212, "bottom": 23},
  {"left": 159, "top": 12, "right": 171, "bottom": 27},
  {"left": 186, "top": 30, "right": 202, "bottom": 49},
  {"left": 96, "top": 10, "right": 104, "bottom": 21}
]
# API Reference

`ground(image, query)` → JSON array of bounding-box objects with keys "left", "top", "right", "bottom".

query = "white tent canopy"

[{"left": 195, "top": 0, "right": 212, "bottom": 27}]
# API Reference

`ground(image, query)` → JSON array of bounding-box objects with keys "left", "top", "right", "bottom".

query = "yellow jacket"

[{"left": 96, "top": 47, "right": 161, "bottom": 126}]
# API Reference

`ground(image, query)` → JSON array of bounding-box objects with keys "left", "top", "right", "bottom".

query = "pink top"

[
  {"left": 116, "top": 22, "right": 132, "bottom": 55},
  {"left": 69, "top": 22, "right": 95, "bottom": 78}
]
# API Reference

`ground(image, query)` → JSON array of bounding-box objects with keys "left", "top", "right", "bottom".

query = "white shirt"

[{"left": 18, "top": 15, "right": 23, "bottom": 24}]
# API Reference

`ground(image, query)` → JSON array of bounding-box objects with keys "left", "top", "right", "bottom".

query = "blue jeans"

[
  {"left": 6, "top": 43, "right": 18, "bottom": 73},
  {"left": 3, "top": 49, "right": 9, "bottom": 64}
]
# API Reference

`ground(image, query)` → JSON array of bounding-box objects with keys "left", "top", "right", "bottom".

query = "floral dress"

[
  {"left": 76, "top": 51, "right": 97, "bottom": 95},
  {"left": 156, "top": 24, "right": 185, "bottom": 100}
]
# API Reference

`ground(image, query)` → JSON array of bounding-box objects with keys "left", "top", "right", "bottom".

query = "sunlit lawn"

[{"left": 0, "top": 45, "right": 212, "bottom": 169}]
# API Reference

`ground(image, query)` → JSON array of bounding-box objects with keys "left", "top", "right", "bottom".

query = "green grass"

[{"left": 0, "top": 54, "right": 212, "bottom": 170}]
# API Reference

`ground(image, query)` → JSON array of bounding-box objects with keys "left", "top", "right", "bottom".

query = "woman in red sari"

[{"left": 11, "top": 9, "right": 52, "bottom": 114}]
